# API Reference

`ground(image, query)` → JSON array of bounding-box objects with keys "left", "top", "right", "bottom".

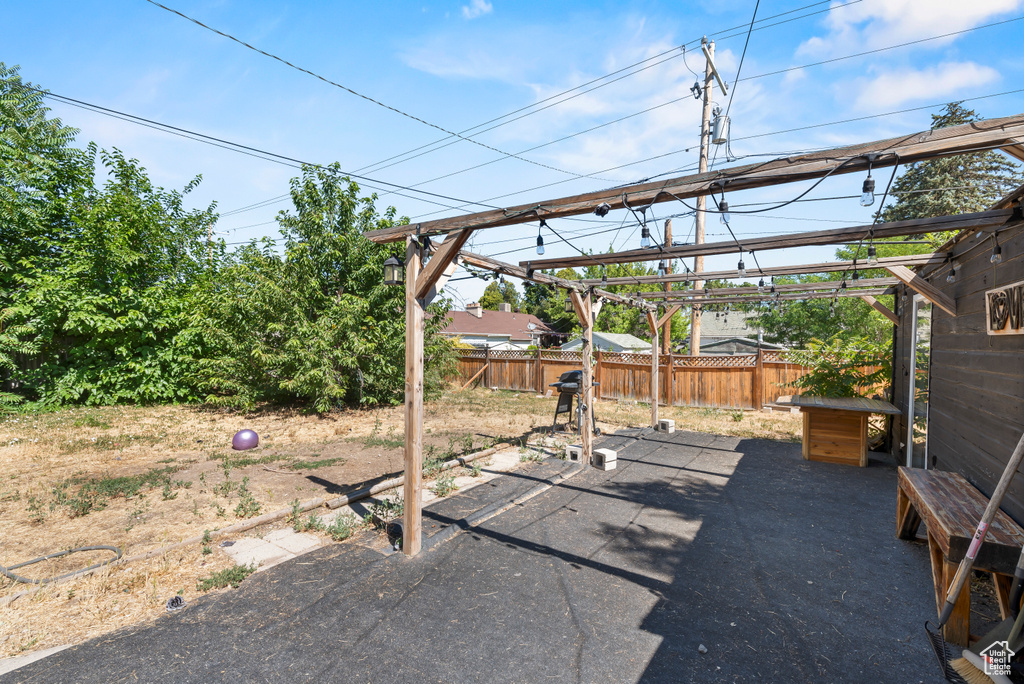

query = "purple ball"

[{"left": 232, "top": 429, "right": 259, "bottom": 451}]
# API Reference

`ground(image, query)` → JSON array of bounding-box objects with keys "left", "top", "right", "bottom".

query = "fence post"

[
  {"left": 534, "top": 348, "right": 542, "bottom": 394},
  {"left": 484, "top": 347, "right": 491, "bottom": 389},
  {"left": 595, "top": 350, "right": 603, "bottom": 400},
  {"left": 753, "top": 347, "right": 763, "bottom": 410}
]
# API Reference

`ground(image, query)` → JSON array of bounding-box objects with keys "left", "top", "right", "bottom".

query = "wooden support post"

[
  {"left": 663, "top": 219, "right": 673, "bottom": 353},
  {"left": 753, "top": 347, "right": 763, "bottom": 410},
  {"left": 595, "top": 350, "right": 603, "bottom": 401},
  {"left": 484, "top": 346, "right": 491, "bottom": 389},
  {"left": 861, "top": 294, "right": 900, "bottom": 325},
  {"left": 884, "top": 264, "right": 956, "bottom": 316},
  {"left": 647, "top": 310, "right": 660, "bottom": 428},
  {"left": 403, "top": 237, "right": 425, "bottom": 557},
  {"left": 569, "top": 289, "right": 594, "bottom": 468}
]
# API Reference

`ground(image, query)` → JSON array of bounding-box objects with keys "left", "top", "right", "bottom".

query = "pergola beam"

[
  {"left": 416, "top": 229, "right": 473, "bottom": 300},
  {"left": 639, "top": 277, "right": 898, "bottom": 299},
  {"left": 364, "top": 113, "right": 1024, "bottom": 243},
  {"left": 885, "top": 264, "right": 957, "bottom": 316},
  {"left": 861, "top": 294, "right": 900, "bottom": 325},
  {"left": 579, "top": 253, "right": 943, "bottom": 286},
  {"left": 520, "top": 209, "right": 1015, "bottom": 270},
  {"left": 456, "top": 250, "right": 655, "bottom": 310},
  {"left": 658, "top": 287, "right": 891, "bottom": 306}
]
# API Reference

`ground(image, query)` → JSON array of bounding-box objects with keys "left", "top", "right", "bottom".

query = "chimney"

[
  {"left": 466, "top": 302, "right": 483, "bottom": 318},
  {"left": 498, "top": 303, "right": 512, "bottom": 313}
]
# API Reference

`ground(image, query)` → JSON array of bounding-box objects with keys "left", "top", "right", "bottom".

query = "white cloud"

[
  {"left": 799, "top": 0, "right": 1023, "bottom": 55},
  {"left": 462, "top": 0, "right": 493, "bottom": 20},
  {"left": 849, "top": 61, "right": 1000, "bottom": 110}
]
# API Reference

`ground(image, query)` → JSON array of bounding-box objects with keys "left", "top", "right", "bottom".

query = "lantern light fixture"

[
  {"left": 383, "top": 255, "right": 405, "bottom": 286},
  {"left": 564, "top": 297, "right": 574, "bottom": 314}
]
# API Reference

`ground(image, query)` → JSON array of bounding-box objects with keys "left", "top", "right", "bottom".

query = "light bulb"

[
  {"left": 853, "top": 270, "right": 860, "bottom": 280},
  {"left": 758, "top": 278, "right": 764, "bottom": 293},
  {"left": 737, "top": 258, "right": 746, "bottom": 278},
  {"left": 601, "top": 273, "right": 608, "bottom": 286},
  {"left": 657, "top": 260, "right": 667, "bottom": 278},
  {"left": 861, "top": 175, "right": 875, "bottom": 207},
  {"left": 867, "top": 245, "right": 877, "bottom": 266},
  {"left": 991, "top": 242, "right": 1003, "bottom": 264},
  {"left": 536, "top": 234, "right": 545, "bottom": 256},
  {"left": 946, "top": 267, "right": 956, "bottom": 284},
  {"left": 720, "top": 200, "right": 731, "bottom": 224},
  {"left": 641, "top": 226, "right": 651, "bottom": 248}
]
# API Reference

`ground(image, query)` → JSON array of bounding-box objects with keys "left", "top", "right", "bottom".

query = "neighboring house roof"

[
  {"left": 697, "top": 310, "right": 762, "bottom": 339},
  {"left": 562, "top": 332, "right": 651, "bottom": 352},
  {"left": 442, "top": 310, "right": 552, "bottom": 341}
]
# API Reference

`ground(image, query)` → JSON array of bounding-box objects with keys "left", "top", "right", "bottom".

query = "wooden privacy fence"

[{"left": 455, "top": 349, "right": 836, "bottom": 410}]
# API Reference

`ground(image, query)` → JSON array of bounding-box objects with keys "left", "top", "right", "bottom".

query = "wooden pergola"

[{"left": 364, "top": 113, "right": 1024, "bottom": 556}]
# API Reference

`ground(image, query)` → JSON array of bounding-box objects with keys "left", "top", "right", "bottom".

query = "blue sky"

[{"left": 8, "top": 0, "right": 1024, "bottom": 307}]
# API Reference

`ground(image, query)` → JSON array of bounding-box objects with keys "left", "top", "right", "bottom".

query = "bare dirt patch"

[{"left": 0, "top": 390, "right": 801, "bottom": 658}]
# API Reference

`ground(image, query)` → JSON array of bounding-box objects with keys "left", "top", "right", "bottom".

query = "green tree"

[
  {"left": 479, "top": 279, "right": 520, "bottom": 310},
  {"left": 192, "top": 164, "right": 456, "bottom": 411}
]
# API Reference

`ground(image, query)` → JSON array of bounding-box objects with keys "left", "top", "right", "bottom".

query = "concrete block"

[
  {"left": 223, "top": 538, "right": 289, "bottom": 569},
  {"left": 657, "top": 419, "right": 675, "bottom": 433},
  {"left": 566, "top": 444, "right": 583, "bottom": 462},
  {"left": 264, "top": 529, "right": 320, "bottom": 555},
  {"left": 593, "top": 448, "right": 617, "bottom": 470}
]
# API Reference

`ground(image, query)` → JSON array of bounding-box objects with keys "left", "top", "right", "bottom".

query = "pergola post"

[
  {"left": 648, "top": 311, "right": 659, "bottom": 428},
  {"left": 403, "top": 237, "right": 424, "bottom": 557},
  {"left": 569, "top": 289, "right": 594, "bottom": 468}
]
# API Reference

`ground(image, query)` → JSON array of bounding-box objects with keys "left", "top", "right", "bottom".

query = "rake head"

[{"left": 925, "top": 621, "right": 968, "bottom": 683}]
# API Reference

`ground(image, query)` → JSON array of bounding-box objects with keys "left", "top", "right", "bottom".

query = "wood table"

[{"left": 776, "top": 395, "right": 902, "bottom": 467}]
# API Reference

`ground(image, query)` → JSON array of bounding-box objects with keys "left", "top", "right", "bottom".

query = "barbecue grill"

[{"left": 550, "top": 370, "right": 600, "bottom": 435}]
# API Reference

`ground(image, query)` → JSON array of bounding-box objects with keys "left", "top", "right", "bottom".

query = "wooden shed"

[{"left": 890, "top": 194, "right": 1024, "bottom": 521}]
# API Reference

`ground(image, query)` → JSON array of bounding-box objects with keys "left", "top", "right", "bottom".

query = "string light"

[
  {"left": 860, "top": 173, "right": 875, "bottom": 207},
  {"left": 536, "top": 220, "right": 546, "bottom": 255},
  {"left": 758, "top": 278, "right": 764, "bottom": 293},
  {"left": 737, "top": 256, "right": 746, "bottom": 278},
  {"left": 719, "top": 198, "right": 731, "bottom": 224},
  {"left": 658, "top": 260, "right": 668, "bottom": 278},
  {"left": 594, "top": 202, "right": 611, "bottom": 217},
  {"left": 601, "top": 272, "right": 608, "bottom": 286},
  {"left": 641, "top": 225, "right": 651, "bottom": 248},
  {"left": 946, "top": 264, "right": 957, "bottom": 283},
  {"left": 991, "top": 234, "right": 1003, "bottom": 264},
  {"left": 867, "top": 244, "right": 878, "bottom": 266}
]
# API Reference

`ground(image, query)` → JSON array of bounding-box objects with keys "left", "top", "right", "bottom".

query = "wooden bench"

[{"left": 897, "top": 466, "right": 1024, "bottom": 647}]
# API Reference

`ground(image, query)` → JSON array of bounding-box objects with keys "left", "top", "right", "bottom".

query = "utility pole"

[{"left": 690, "top": 37, "right": 715, "bottom": 357}]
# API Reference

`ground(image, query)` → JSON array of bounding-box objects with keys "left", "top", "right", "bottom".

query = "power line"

[
  {"left": 736, "top": 14, "right": 1024, "bottom": 86},
  {"left": 144, "top": 0, "right": 613, "bottom": 184},
  {"left": 354, "top": 0, "right": 857, "bottom": 176},
  {"left": 19, "top": 83, "right": 498, "bottom": 214}
]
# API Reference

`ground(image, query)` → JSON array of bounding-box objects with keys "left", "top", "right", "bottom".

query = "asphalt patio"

[{"left": 2, "top": 428, "right": 949, "bottom": 683}]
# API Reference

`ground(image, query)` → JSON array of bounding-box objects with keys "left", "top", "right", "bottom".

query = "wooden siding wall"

[
  {"left": 893, "top": 222, "right": 1024, "bottom": 524},
  {"left": 455, "top": 349, "right": 821, "bottom": 410}
]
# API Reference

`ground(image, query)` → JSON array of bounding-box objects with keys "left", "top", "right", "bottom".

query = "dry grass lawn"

[{"left": 0, "top": 389, "right": 801, "bottom": 658}]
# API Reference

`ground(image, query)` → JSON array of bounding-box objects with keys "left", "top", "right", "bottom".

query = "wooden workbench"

[{"left": 776, "top": 395, "right": 902, "bottom": 467}]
